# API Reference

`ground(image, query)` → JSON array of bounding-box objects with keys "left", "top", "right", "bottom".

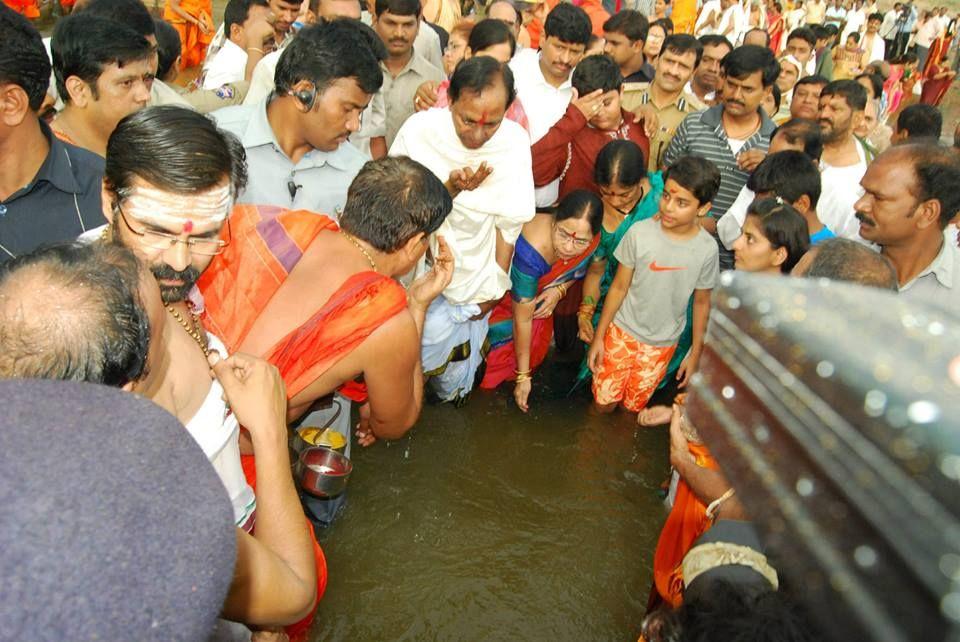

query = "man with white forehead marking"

[{"left": 99, "top": 105, "right": 326, "bottom": 638}]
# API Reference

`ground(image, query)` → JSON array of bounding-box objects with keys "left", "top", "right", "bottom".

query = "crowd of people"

[{"left": 1, "top": 0, "right": 959, "bottom": 638}]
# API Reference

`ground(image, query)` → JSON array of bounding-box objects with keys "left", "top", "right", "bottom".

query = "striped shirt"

[{"left": 663, "top": 105, "right": 777, "bottom": 268}]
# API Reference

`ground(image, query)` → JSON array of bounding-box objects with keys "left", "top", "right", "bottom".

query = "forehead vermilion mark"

[
  {"left": 478, "top": 111, "right": 488, "bottom": 127},
  {"left": 183, "top": 220, "right": 194, "bottom": 233}
]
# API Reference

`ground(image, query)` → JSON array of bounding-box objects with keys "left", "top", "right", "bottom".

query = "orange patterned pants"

[{"left": 592, "top": 323, "right": 676, "bottom": 412}]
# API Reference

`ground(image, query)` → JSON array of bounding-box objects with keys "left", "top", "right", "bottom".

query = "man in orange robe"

[{"left": 163, "top": 0, "right": 214, "bottom": 69}]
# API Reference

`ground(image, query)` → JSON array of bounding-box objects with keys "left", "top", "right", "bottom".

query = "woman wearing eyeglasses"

[{"left": 479, "top": 190, "right": 603, "bottom": 412}]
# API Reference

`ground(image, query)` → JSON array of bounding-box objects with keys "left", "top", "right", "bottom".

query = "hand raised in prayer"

[
  {"left": 633, "top": 103, "right": 660, "bottom": 138},
  {"left": 414, "top": 81, "right": 439, "bottom": 111},
  {"left": 209, "top": 352, "right": 287, "bottom": 445},
  {"left": 407, "top": 235, "right": 454, "bottom": 311},
  {"left": 446, "top": 162, "right": 493, "bottom": 199},
  {"left": 514, "top": 378, "right": 532, "bottom": 412},
  {"left": 571, "top": 88, "right": 605, "bottom": 121},
  {"left": 532, "top": 286, "right": 564, "bottom": 319}
]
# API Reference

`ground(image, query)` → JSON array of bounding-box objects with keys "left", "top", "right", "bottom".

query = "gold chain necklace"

[
  {"left": 341, "top": 231, "right": 378, "bottom": 271},
  {"left": 166, "top": 304, "right": 211, "bottom": 357}
]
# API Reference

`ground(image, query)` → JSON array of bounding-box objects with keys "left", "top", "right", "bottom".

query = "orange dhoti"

[
  {"left": 163, "top": 0, "right": 213, "bottom": 70},
  {"left": 652, "top": 441, "right": 719, "bottom": 607},
  {"left": 200, "top": 205, "right": 408, "bottom": 640}
]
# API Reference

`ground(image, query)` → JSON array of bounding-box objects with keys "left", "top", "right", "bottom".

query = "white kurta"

[{"left": 389, "top": 108, "right": 536, "bottom": 306}]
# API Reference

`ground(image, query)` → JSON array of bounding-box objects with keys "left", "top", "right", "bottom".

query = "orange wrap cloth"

[
  {"left": 198, "top": 204, "right": 408, "bottom": 402},
  {"left": 3, "top": 0, "right": 39, "bottom": 18},
  {"left": 652, "top": 441, "right": 719, "bottom": 607},
  {"left": 199, "top": 205, "right": 408, "bottom": 640},
  {"left": 670, "top": 0, "right": 698, "bottom": 34},
  {"left": 162, "top": 0, "right": 213, "bottom": 70}
]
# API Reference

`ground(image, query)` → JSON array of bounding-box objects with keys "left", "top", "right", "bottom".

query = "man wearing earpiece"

[{"left": 212, "top": 18, "right": 382, "bottom": 216}]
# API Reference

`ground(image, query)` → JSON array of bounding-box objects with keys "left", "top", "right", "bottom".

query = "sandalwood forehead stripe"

[{"left": 122, "top": 184, "right": 232, "bottom": 227}]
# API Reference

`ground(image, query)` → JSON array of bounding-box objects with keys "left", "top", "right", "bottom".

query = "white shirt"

[
  {"left": 509, "top": 48, "right": 573, "bottom": 206},
  {"left": 718, "top": 3, "right": 747, "bottom": 44},
  {"left": 243, "top": 50, "right": 282, "bottom": 106},
  {"left": 879, "top": 9, "right": 899, "bottom": 38},
  {"left": 389, "top": 108, "right": 536, "bottom": 305},
  {"left": 203, "top": 39, "right": 248, "bottom": 90},
  {"left": 186, "top": 334, "right": 257, "bottom": 529},
  {"left": 915, "top": 18, "right": 940, "bottom": 48},
  {"left": 695, "top": 0, "right": 722, "bottom": 35},
  {"left": 717, "top": 185, "right": 755, "bottom": 249},
  {"left": 861, "top": 31, "right": 886, "bottom": 64},
  {"left": 900, "top": 233, "right": 960, "bottom": 317},
  {"left": 819, "top": 141, "right": 867, "bottom": 241},
  {"left": 841, "top": 9, "right": 866, "bottom": 40}
]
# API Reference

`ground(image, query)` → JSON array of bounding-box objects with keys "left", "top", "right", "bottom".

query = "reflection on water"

[{"left": 312, "top": 362, "right": 670, "bottom": 641}]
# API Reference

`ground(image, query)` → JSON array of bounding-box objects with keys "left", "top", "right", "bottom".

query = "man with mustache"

[
  {"left": 213, "top": 19, "right": 383, "bottom": 216},
  {"left": 372, "top": 0, "right": 444, "bottom": 147},
  {"left": 98, "top": 106, "right": 326, "bottom": 638},
  {"left": 510, "top": 1, "right": 591, "bottom": 206},
  {"left": 664, "top": 45, "right": 780, "bottom": 270},
  {"left": 853, "top": 144, "right": 960, "bottom": 315},
  {"left": 620, "top": 34, "right": 703, "bottom": 173},
  {"left": 816, "top": 79, "right": 870, "bottom": 241},
  {"left": 686, "top": 34, "right": 731, "bottom": 109}
]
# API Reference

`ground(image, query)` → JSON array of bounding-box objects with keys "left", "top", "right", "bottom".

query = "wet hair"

[
  {"left": 661, "top": 33, "right": 703, "bottom": 67},
  {"left": 793, "top": 74, "right": 828, "bottom": 101},
  {"left": 769, "top": 83, "right": 782, "bottom": 113},
  {"left": 771, "top": 118, "right": 823, "bottom": 161},
  {"left": 224, "top": 0, "right": 270, "bottom": 36},
  {"left": 543, "top": 2, "right": 591, "bottom": 46},
  {"left": 895, "top": 144, "right": 960, "bottom": 228},
  {"left": 855, "top": 72, "right": 883, "bottom": 99},
  {"left": 745, "top": 198, "right": 811, "bottom": 273},
  {"left": 722, "top": 44, "right": 780, "bottom": 87},
  {"left": 663, "top": 155, "right": 721, "bottom": 205},
  {"left": 51, "top": 14, "right": 153, "bottom": 103},
  {"left": 153, "top": 19, "right": 181, "bottom": 81},
  {"left": 0, "top": 4, "right": 51, "bottom": 110},
  {"left": 602, "top": 9, "right": 648, "bottom": 43},
  {"left": 804, "top": 238, "right": 898, "bottom": 289},
  {"left": 571, "top": 53, "right": 622, "bottom": 96},
  {"left": 374, "top": 0, "right": 420, "bottom": 16},
  {"left": 105, "top": 105, "right": 248, "bottom": 202},
  {"left": 0, "top": 242, "right": 149, "bottom": 388},
  {"left": 748, "top": 150, "right": 822, "bottom": 209},
  {"left": 644, "top": 579, "right": 817, "bottom": 642},
  {"left": 594, "top": 139, "right": 646, "bottom": 188},
  {"left": 448, "top": 55, "right": 516, "bottom": 109},
  {"left": 786, "top": 26, "right": 817, "bottom": 48},
  {"left": 698, "top": 34, "right": 733, "bottom": 53},
  {"left": 339, "top": 156, "right": 453, "bottom": 252},
  {"left": 746, "top": 27, "right": 771, "bottom": 47},
  {"left": 846, "top": 31, "right": 861, "bottom": 44},
  {"left": 820, "top": 79, "right": 867, "bottom": 111},
  {"left": 896, "top": 104, "right": 943, "bottom": 140},
  {"left": 82, "top": 0, "right": 156, "bottom": 38},
  {"left": 554, "top": 189, "right": 603, "bottom": 236},
  {"left": 275, "top": 19, "right": 383, "bottom": 97},
  {"left": 468, "top": 19, "right": 515, "bottom": 58}
]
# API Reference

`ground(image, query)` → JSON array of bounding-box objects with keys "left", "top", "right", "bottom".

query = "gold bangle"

[{"left": 514, "top": 369, "right": 532, "bottom": 383}]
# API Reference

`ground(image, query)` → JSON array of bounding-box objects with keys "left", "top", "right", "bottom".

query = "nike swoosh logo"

[{"left": 649, "top": 261, "right": 686, "bottom": 272}]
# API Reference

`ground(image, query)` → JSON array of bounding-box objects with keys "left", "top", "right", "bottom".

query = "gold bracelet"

[
  {"left": 555, "top": 283, "right": 568, "bottom": 297},
  {"left": 515, "top": 369, "right": 532, "bottom": 383}
]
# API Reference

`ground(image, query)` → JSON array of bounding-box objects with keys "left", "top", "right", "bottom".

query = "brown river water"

[{"left": 311, "top": 360, "right": 670, "bottom": 641}]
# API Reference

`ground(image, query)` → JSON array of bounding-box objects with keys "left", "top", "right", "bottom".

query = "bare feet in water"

[{"left": 637, "top": 405, "right": 672, "bottom": 427}]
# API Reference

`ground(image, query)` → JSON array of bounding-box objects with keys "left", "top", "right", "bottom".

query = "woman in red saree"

[
  {"left": 919, "top": 58, "right": 956, "bottom": 106},
  {"left": 480, "top": 190, "right": 603, "bottom": 411},
  {"left": 767, "top": 1, "right": 785, "bottom": 53}
]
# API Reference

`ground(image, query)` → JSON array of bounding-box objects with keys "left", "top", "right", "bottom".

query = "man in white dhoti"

[{"left": 390, "top": 56, "right": 535, "bottom": 403}]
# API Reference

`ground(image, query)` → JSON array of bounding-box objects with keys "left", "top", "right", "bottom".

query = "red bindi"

[
  {"left": 183, "top": 220, "right": 194, "bottom": 233},
  {"left": 477, "top": 111, "right": 488, "bottom": 127}
]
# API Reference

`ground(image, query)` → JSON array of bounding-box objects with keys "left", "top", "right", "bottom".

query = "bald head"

[
  {"left": 488, "top": 0, "right": 519, "bottom": 36},
  {"left": 0, "top": 243, "right": 149, "bottom": 386},
  {"left": 792, "top": 239, "right": 899, "bottom": 290}
]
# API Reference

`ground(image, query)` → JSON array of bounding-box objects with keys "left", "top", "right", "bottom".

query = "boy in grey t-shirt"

[{"left": 587, "top": 156, "right": 721, "bottom": 415}]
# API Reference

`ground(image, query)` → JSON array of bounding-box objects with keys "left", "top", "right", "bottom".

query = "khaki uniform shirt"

[
  {"left": 622, "top": 83, "right": 702, "bottom": 173},
  {"left": 380, "top": 49, "right": 444, "bottom": 147}
]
